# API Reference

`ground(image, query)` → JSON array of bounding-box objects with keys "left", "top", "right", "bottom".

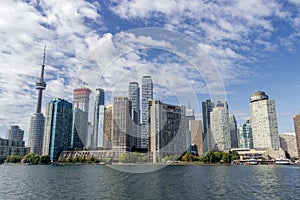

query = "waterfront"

[{"left": 0, "top": 165, "right": 300, "bottom": 199}]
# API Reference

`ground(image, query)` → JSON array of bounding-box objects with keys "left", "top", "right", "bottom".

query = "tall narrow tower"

[
  {"left": 28, "top": 46, "right": 47, "bottom": 155},
  {"left": 141, "top": 76, "right": 153, "bottom": 149},
  {"left": 71, "top": 87, "right": 91, "bottom": 149},
  {"left": 128, "top": 82, "right": 140, "bottom": 148},
  {"left": 92, "top": 88, "right": 105, "bottom": 149}
]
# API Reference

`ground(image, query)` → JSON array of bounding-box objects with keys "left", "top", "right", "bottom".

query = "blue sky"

[{"left": 1, "top": 0, "right": 300, "bottom": 140}]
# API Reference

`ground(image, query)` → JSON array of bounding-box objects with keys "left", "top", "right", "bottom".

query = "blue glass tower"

[{"left": 43, "top": 98, "right": 73, "bottom": 161}]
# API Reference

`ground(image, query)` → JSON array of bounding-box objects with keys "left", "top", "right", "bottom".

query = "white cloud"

[{"left": 0, "top": 0, "right": 103, "bottom": 139}]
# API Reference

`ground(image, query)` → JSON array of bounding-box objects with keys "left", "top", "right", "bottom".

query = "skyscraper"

[
  {"left": 189, "top": 120, "right": 203, "bottom": 155},
  {"left": 250, "top": 91, "right": 280, "bottom": 150},
  {"left": 28, "top": 47, "right": 47, "bottom": 155},
  {"left": 141, "top": 76, "right": 153, "bottom": 149},
  {"left": 103, "top": 104, "right": 113, "bottom": 149},
  {"left": 210, "top": 102, "right": 231, "bottom": 151},
  {"left": 202, "top": 100, "right": 214, "bottom": 152},
  {"left": 128, "top": 82, "right": 140, "bottom": 148},
  {"left": 149, "top": 100, "right": 186, "bottom": 162},
  {"left": 112, "top": 97, "right": 133, "bottom": 151},
  {"left": 43, "top": 98, "right": 73, "bottom": 162},
  {"left": 238, "top": 119, "right": 253, "bottom": 148},
  {"left": 92, "top": 88, "right": 105, "bottom": 149},
  {"left": 6, "top": 125, "right": 24, "bottom": 142},
  {"left": 293, "top": 113, "right": 300, "bottom": 158},
  {"left": 71, "top": 87, "right": 91, "bottom": 149},
  {"left": 229, "top": 115, "right": 238, "bottom": 148}
]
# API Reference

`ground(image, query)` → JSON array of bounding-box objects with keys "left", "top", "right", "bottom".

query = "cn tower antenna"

[{"left": 42, "top": 45, "right": 46, "bottom": 66}]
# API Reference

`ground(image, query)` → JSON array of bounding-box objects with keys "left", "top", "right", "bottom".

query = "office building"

[
  {"left": 141, "top": 76, "right": 153, "bottom": 149},
  {"left": 229, "top": 115, "right": 238, "bottom": 148},
  {"left": 293, "top": 113, "right": 300, "bottom": 158},
  {"left": 279, "top": 133, "right": 298, "bottom": 159},
  {"left": 92, "top": 88, "right": 105, "bottom": 149},
  {"left": 128, "top": 82, "right": 140, "bottom": 148},
  {"left": 6, "top": 125, "right": 24, "bottom": 142},
  {"left": 238, "top": 119, "right": 253, "bottom": 148},
  {"left": 149, "top": 100, "right": 187, "bottom": 162},
  {"left": 102, "top": 97, "right": 133, "bottom": 152},
  {"left": 43, "top": 98, "right": 73, "bottom": 162},
  {"left": 250, "top": 91, "right": 280, "bottom": 150},
  {"left": 112, "top": 97, "right": 133, "bottom": 151},
  {"left": 103, "top": 104, "right": 113, "bottom": 149},
  {"left": 210, "top": 102, "right": 231, "bottom": 151},
  {"left": 71, "top": 87, "right": 91, "bottom": 149},
  {"left": 28, "top": 47, "right": 47, "bottom": 155},
  {"left": 202, "top": 100, "right": 214, "bottom": 152},
  {"left": 189, "top": 120, "right": 203, "bottom": 155}
]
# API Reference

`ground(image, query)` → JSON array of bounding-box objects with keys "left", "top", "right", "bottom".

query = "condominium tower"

[
  {"left": 71, "top": 87, "right": 91, "bottom": 149},
  {"left": 238, "top": 119, "right": 253, "bottom": 148},
  {"left": 128, "top": 82, "right": 140, "bottom": 148},
  {"left": 250, "top": 91, "right": 280, "bottom": 150},
  {"left": 141, "top": 76, "right": 153, "bottom": 149},
  {"left": 43, "top": 98, "right": 73, "bottom": 161},
  {"left": 202, "top": 100, "right": 214, "bottom": 152},
  {"left": 92, "top": 88, "right": 105, "bottom": 149},
  {"left": 210, "top": 101, "right": 231, "bottom": 151},
  {"left": 6, "top": 125, "right": 24, "bottom": 142},
  {"left": 293, "top": 113, "right": 300, "bottom": 158}
]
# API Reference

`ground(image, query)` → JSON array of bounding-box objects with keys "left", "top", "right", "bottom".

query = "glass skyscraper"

[
  {"left": 43, "top": 98, "right": 73, "bottom": 162},
  {"left": 202, "top": 100, "right": 214, "bottom": 152},
  {"left": 128, "top": 82, "right": 140, "bottom": 148},
  {"left": 141, "top": 76, "right": 153, "bottom": 149},
  {"left": 71, "top": 88, "right": 91, "bottom": 149},
  {"left": 92, "top": 88, "right": 105, "bottom": 149},
  {"left": 238, "top": 119, "right": 253, "bottom": 148}
]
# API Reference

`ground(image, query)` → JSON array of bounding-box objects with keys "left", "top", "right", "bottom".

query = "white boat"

[
  {"left": 249, "top": 158, "right": 258, "bottom": 165},
  {"left": 275, "top": 158, "right": 290, "bottom": 165}
]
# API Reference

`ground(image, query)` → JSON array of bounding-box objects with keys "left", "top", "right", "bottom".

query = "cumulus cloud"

[{"left": 0, "top": 0, "right": 103, "bottom": 138}]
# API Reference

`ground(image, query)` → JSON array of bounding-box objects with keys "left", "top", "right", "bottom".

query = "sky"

[{"left": 1, "top": 0, "right": 300, "bottom": 141}]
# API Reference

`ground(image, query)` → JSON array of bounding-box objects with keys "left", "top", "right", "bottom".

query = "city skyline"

[{"left": 1, "top": 1, "right": 300, "bottom": 140}]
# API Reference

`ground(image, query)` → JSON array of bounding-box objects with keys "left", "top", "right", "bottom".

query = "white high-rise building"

[
  {"left": 250, "top": 91, "right": 280, "bottom": 150},
  {"left": 210, "top": 102, "right": 231, "bottom": 151}
]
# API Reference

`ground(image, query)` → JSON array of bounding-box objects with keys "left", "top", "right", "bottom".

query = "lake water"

[{"left": 0, "top": 164, "right": 300, "bottom": 199}]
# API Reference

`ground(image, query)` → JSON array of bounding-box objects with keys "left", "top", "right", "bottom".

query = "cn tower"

[{"left": 28, "top": 46, "right": 47, "bottom": 155}]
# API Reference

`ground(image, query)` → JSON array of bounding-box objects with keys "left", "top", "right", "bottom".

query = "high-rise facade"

[
  {"left": 210, "top": 102, "right": 231, "bottom": 151},
  {"left": 293, "top": 113, "right": 300, "bottom": 158},
  {"left": 103, "top": 104, "right": 113, "bottom": 149},
  {"left": 6, "top": 125, "right": 24, "bottom": 142},
  {"left": 238, "top": 119, "right": 253, "bottom": 148},
  {"left": 71, "top": 88, "right": 91, "bottom": 149},
  {"left": 28, "top": 47, "right": 47, "bottom": 155},
  {"left": 102, "top": 98, "right": 133, "bottom": 151},
  {"left": 128, "top": 82, "right": 140, "bottom": 148},
  {"left": 43, "top": 98, "right": 73, "bottom": 162},
  {"left": 279, "top": 133, "right": 298, "bottom": 159},
  {"left": 250, "top": 91, "right": 280, "bottom": 150},
  {"left": 229, "top": 115, "right": 238, "bottom": 148},
  {"left": 92, "top": 88, "right": 105, "bottom": 149},
  {"left": 189, "top": 120, "right": 203, "bottom": 155},
  {"left": 112, "top": 97, "right": 133, "bottom": 151},
  {"left": 141, "top": 76, "right": 153, "bottom": 149},
  {"left": 149, "top": 100, "right": 186, "bottom": 162},
  {"left": 202, "top": 100, "right": 214, "bottom": 152}
]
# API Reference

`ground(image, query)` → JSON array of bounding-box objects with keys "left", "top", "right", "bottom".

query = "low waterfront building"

[{"left": 0, "top": 138, "right": 30, "bottom": 160}]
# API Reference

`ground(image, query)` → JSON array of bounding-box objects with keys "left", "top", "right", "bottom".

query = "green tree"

[
  {"left": 40, "top": 155, "right": 51, "bottom": 164},
  {"left": 5, "top": 155, "right": 23, "bottom": 163}
]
